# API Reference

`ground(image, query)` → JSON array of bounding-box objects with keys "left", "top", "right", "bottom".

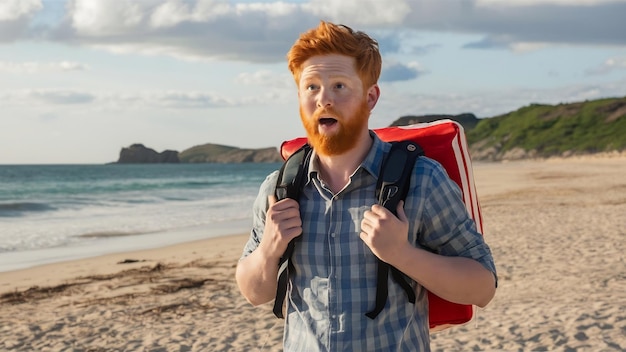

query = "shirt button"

[{"left": 331, "top": 233, "right": 336, "bottom": 238}]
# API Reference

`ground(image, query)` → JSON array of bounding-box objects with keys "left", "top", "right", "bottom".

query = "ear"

[{"left": 366, "top": 84, "right": 380, "bottom": 110}]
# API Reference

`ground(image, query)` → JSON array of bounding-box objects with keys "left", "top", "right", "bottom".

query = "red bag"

[{"left": 280, "top": 119, "right": 484, "bottom": 331}]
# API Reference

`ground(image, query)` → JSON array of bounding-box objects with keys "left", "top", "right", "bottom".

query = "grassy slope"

[
  {"left": 466, "top": 96, "right": 626, "bottom": 158},
  {"left": 178, "top": 144, "right": 239, "bottom": 163}
]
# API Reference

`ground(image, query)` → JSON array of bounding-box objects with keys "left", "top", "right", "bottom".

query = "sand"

[{"left": 1, "top": 155, "right": 625, "bottom": 351}]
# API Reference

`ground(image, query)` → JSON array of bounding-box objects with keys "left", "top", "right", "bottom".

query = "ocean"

[{"left": 0, "top": 163, "right": 281, "bottom": 272}]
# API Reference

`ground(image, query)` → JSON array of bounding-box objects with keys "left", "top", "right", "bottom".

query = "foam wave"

[{"left": 76, "top": 230, "right": 155, "bottom": 238}]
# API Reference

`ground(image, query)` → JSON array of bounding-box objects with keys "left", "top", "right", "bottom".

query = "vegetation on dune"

[{"left": 466, "top": 96, "right": 626, "bottom": 159}]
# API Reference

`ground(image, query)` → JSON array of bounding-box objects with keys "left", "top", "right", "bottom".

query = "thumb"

[
  {"left": 268, "top": 195, "right": 277, "bottom": 206},
  {"left": 396, "top": 200, "right": 408, "bottom": 223}
]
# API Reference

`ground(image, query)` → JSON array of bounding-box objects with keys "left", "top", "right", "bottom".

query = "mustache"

[{"left": 313, "top": 107, "right": 342, "bottom": 120}]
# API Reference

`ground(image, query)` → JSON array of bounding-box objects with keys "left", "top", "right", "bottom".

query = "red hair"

[{"left": 287, "top": 21, "right": 382, "bottom": 89}]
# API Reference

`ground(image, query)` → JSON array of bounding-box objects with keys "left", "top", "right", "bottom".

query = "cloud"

[
  {"left": 107, "top": 90, "right": 288, "bottom": 109},
  {"left": 380, "top": 61, "right": 426, "bottom": 83},
  {"left": 0, "top": 0, "right": 42, "bottom": 21},
  {"left": 476, "top": 0, "right": 621, "bottom": 6},
  {"left": 0, "top": 0, "right": 43, "bottom": 42},
  {"left": 28, "top": 89, "right": 95, "bottom": 104},
  {"left": 150, "top": 91, "right": 233, "bottom": 108},
  {"left": 150, "top": 0, "right": 194, "bottom": 28},
  {"left": 69, "top": 0, "right": 145, "bottom": 36},
  {"left": 4, "top": 0, "right": 626, "bottom": 63},
  {"left": 44, "top": 0, "right": 311, "bottom": 62},
  {"left": 376, "top": 77, "right": 626, "bottom": 119},
  {"left": 586, "top": 56, "right": 626, "bottom": 75},
  {"left": 1, "top": 89, "right": 99, "bottom": 106},
  {"left": 38, "top": 112, "right": 60, "bottom": 122},
  {"left": 410, "top": 1, "right": 626, "bottom": 49},
  {"left": 235, "top": 70, "right": 293, "bottom": 89},
  {"left": 0, "top": 60, "right": 89, "bottom": 74},
  {"left": 303, "top": 0, "right": 411, "bottom": 26},
  {"left": 0, "top": 87, "right": 283, "bottom": 109},
  {"left": 44, "top": 0, "right": 411, "bottom": 62},
  {"left": 463, "top": 35, "right": 550, "bottom": 53}
]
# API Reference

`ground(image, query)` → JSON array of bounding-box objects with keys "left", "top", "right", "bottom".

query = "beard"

[{"left": 299, "top": 98, "right": 371, "bottom": 156}]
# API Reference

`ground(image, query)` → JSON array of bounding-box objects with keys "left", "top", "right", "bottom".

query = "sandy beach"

[{"left": 1, "top": 155, "right": 625, "bottom": 351}]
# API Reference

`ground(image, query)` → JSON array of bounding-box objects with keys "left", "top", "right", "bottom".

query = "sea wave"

[
  {"left": 76, "top": 230, "right": 156, "bottom": 238},
  {"left": 0, "top": 202, "right": 56, "bottom": 217},
  {"left": 0, "top": 163, "right": 275, "bottom": 254}
]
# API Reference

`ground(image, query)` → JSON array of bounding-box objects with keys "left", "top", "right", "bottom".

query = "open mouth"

[{"left": 319, "top": 118, "right": 337, "bottom": 126}]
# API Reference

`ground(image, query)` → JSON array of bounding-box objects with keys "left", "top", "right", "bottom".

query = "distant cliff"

[
  {"left": 114, "top": 143, "right": 282, "bottom": 164},
  {"left": 178, "top": 143, "right": 282, "bottom": 163},
  {"left": 116, "top": 144, "right": 180, "bottom": 163}
]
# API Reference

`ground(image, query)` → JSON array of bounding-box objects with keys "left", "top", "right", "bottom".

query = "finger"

[
  {"left": 368, "top": 204, "right": 382, "bottom": 215},
  {"left": 271, "top": 197, "right": 300, "bottom": 212},
  {"left": 359, "top": 232, "right": 368, "bottom": 242},
  {"left": 370, "top": 204, "right": 390, "bottom": 217},
  {"left": 361, "top": 214, "right": 374, "bottom": 229},
  {"left": 363, "top": 206, "right": 383, "bottom": 221},
  {"left": 282, "top": 215, "right": 303, "bottom": 231},
  {"left": 268, "top": 195, "right": 277, "bottom": 207},
  {"left": 396, "top": 200, "right": 408, "bottom": 223}
]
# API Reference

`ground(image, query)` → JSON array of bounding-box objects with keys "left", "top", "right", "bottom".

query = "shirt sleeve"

[
  {"left": 414, "top": 158, "right": 497, "bottom": 280},
  {"left": 240, "top": 170, "right": 280, "bottom": 260}
]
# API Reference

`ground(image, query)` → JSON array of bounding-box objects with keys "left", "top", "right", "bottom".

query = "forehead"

[{"left": 300, "top": 54, "right": 358, "bottom": 80}]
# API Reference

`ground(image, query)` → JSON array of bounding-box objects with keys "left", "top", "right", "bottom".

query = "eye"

[
  {"left": 306, "top": 84, "right": 319, "bottom": 91},
  {"left": 334, "top": 83, "right": 345, "bottom": 89}
]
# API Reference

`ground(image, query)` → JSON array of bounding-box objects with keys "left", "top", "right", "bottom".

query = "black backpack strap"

[
  {"left": 366, "top": 141, "right": 424, "bottom": 319},
  {"left": 272, "top": 144, "right": 312, "bottom": 319}
]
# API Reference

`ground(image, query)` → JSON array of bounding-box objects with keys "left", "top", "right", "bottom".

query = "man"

[{"left": 236, "top": 21, "right": 497, "bottom": 351}]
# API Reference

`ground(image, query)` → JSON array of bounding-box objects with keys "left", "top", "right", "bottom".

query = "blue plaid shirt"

[{"left": 242, "top": 133, "right": 496, "bottom": 351}]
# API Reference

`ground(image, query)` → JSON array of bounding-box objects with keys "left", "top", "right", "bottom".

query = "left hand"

[{"left": 360, "top": 201, "right": 410, "bottom": 264}]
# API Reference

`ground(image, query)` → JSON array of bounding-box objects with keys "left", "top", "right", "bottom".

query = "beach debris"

[{"left": 117, "top": 259, "right": 146, "bottom": 264}]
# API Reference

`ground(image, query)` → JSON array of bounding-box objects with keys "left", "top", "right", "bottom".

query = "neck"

[{"left": 316, "top": 131, "right": 373, "bottom": 194}]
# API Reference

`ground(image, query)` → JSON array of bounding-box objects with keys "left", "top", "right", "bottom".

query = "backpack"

[{"left": 274, "top": 119, "right": 484, "bottom": 331}]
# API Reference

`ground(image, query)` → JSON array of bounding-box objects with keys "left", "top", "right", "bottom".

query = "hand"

[
  {"left": 360, "top": 201, "right": 410, "bottom": 264},
  {"left": 258, "top": 195, "right": 303, "bottom": 261}
]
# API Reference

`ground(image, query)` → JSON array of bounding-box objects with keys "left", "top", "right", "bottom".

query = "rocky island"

[
  {"left": 116, "top": 144, "right": 180, "bottom": 163},
  {"left": 113, "top": 143, "right": 282, "bottom": 164}
]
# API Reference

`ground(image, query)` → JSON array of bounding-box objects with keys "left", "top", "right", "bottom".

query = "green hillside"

[
  {"left": 466, "top": 96, "right": 626, "bottom": 160},
  {"left": 178, "top": 144, "right": 238, "bottom": 163},
  {"left": 178, "top": 143, "right": 282, "bottom": 163}
]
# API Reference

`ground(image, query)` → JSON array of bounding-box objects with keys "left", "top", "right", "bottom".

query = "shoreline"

[
  {"left": 0, "top": 218, "right": 251, "bottom": 274},
  {"left": 0, "top": 232, "right": 250, "bottom": 294}
]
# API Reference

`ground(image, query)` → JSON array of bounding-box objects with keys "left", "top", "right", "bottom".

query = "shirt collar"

[
  {"left": 306, "top": 131, "right": 390, "bottom": 183},
  {"left": 361, "top": 131, "right": 389, "bottom": 179}
]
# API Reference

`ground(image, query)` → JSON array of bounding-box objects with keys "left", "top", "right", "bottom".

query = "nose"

[{"left": 316, "top": 88, "right": 333, "bottom": 109}]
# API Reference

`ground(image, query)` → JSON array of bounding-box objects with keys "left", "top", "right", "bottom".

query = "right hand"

[{"left": 259, "top": 195, "right": 303, "bottom": 260}]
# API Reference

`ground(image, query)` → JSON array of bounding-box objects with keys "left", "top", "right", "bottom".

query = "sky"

[{"left": 1, "top": 0, "right": 625, "bottom": 164}]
